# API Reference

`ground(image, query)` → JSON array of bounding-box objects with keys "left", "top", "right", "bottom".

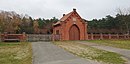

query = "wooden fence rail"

[
  {"left": 0, "top": 33, "right": 129, "bottom": 42},
  {"left": 88, "top": 33, "right": 130, "bottom": 40},
  {"left": 0, "top": 32, "right": 26, "bottom": 42},
  {"left": 0, "top": 34, "right": 61, "bottom": 42}
]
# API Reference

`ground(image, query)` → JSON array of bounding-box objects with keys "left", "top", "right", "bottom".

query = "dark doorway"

[{"left": 69, "top": 25, "right": 80, "bottom": 40}]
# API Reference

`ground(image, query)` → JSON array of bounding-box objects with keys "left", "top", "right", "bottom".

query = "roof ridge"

[
  {"left": 60, "top": 11, "right": 73, "bottom": 21},
  {"left": 53, "top": 10, "right": 75, "bottom": 26}
]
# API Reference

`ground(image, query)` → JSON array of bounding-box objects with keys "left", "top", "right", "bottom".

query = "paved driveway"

[{"left": 32, "top": 42, "right": 100, "bottom": 64}]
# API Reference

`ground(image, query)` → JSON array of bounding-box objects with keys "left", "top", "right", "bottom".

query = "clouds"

[{"left": 0, "top": 0, "right": 130, "bottom": 20}]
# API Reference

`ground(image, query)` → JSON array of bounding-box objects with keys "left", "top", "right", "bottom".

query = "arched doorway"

[{"left": 69, "top": 25, "right": 80, "bottom": 40}]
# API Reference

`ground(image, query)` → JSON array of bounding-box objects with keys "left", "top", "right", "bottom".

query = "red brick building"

[{"left": 53, "top": 9, "right": 87, "bottom": 40}]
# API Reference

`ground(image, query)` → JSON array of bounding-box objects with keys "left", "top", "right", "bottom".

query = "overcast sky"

[{"left": 0, "top": 0, "right": 130, "bottom": 20}]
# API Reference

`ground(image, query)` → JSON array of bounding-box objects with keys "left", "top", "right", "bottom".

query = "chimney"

[
  {"left": 73, "top": 8, "right": 76, "bottom": 11},
  {"left": 63, "top": 14, "right": 65, "bottom": 16}
]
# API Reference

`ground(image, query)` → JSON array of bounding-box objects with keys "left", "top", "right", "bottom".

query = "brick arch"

[{"left": 69, "top": 24, "right": 80, "bottom": 40}]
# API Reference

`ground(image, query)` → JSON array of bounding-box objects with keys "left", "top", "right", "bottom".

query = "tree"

[
  {"left": 117, "top": 8, "right": 130, "bottom": 34},
  {"left": 37, "top": 18, "right": 44, "bottom": 29},
  {"left": 33, "top": 20, "right": 39, "bottom": 34},
  {"left": 19, "top": 16, "right": 34, "bottom": 34}
]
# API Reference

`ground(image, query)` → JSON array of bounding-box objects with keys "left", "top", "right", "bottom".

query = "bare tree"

[{"left": 117, "top": 8, "right": 130, "bottom": 34}]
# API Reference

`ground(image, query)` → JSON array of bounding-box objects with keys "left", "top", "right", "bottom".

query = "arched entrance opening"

[{"left": 69, "top": 25, "right": 80, "bottom": 40}]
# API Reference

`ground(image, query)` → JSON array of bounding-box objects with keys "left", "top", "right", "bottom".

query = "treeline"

[
  {"left": 0, "top": 10, "right": 58, "bottom": 34},
  {"left": 1, "top": 9, "right": 130, "bottom": 34},
  {"left": 33, "top": 17, "right": 58, "bottom": 34},
  {"left": 88, "top": 14, "right": 130, "bottom": 34}
]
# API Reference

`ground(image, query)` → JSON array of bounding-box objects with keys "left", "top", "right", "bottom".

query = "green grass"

[
  {"left": 86, "top": 40, "right": 130, "bottom": 50},
  {"left": 0, "top": 42, "right": 32, "bottom": 64},
  {"left": 53, "top": 41, "right": 126, "bottom": 64},
  {"left": 0, "top": 42, "right": 21, "bottom": 46}
]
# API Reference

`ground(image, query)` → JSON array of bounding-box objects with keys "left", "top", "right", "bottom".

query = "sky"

[{"left": 0, "top": 0, "right": 130, "bottom": 20}]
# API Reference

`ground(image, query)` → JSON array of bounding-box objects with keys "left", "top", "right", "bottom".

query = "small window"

[
  {"left": 56, "top": 30, "right": 59, "bottom": 35},
  {"left": 73, "top": 17, "right": 76, "bottom": 21}
]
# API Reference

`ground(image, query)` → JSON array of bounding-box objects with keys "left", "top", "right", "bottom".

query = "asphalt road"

[{"left": 32, "top": 42, "right": 100, "bottom": 64}]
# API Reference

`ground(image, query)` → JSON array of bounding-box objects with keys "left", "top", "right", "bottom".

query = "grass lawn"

[
  {"left": 53, "top": 41, "right": 126, "bottom": 64},
  {"left": 0, "top": 42, "right": 32, "bottom": 64},
  {"left": 86, "top": 40, "right": 130, "bottom": 50}
]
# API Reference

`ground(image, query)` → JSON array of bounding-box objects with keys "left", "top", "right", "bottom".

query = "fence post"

[
  {"left": 127, "top": 35, "right": 129, "bottom": 39},
  {"left": 116, "top": 34, "right": 119, "bottom": 39},
  {"left": 52, "top": 34, "right": 55, "bottom": 41},
  {"left": 91, "top": 33, "right": 94, "bottom": 40},
  {"left": 23, "top": 32, "right": 26, "bottom": 42},
  {"left": 86, "top": 33, "right": 88, "bottom": 40},
  {"left": 60, "top": 34, "right": 62, "bottom": 41},
  {"left": 124, "top": 34, "right": 127, "bottom": 39},
  {"left": 108, "top": 34, "right": 111, "bottom": 39},
  {"left": 0, "top": 32, "right": 1, "bottom": 42},
  {"left": 100, "top": 33, "right": 103, "bottom": 40},
  {"left": 128, "top": 34, "right": 130, "bottom": 39}
]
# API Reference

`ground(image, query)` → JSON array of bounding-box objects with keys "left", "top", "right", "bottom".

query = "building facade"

[{"left": 53, "top": 9, "right": 87, "bottom": 40}]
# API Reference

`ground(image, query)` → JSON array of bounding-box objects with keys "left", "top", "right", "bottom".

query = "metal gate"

[{"left": 27, "top": 34, "right": 52, "bottom": 42}]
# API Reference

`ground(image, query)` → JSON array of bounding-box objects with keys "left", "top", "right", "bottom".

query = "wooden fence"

[
  {"left": 88, "top": 33, "right": 130, "bottom": 40},
  {"left": 0, "top": 33, "right": 26, "bottom": 42},
  {"left": 1, "top": 33, "right": 129, "bottom": 42},
  {"left": 0, "top": 34, "right": 61, "bottom": 42}
]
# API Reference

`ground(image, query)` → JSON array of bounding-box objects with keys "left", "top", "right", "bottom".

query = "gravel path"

[
  {"left": 79, "top": 41, "right": 130, "bottom": 64},
  {"left": 32, "top": 42, "right": 101, "bottom": 64}
]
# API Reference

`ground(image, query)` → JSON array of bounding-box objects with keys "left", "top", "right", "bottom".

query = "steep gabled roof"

[
  {"left": 53, "top": 9, "right": 75, "bottom": 26},
  {"left": 53, "top": 8, "right": 85, "bottom": 26},
  {"left": 60, "top": 11, "right": 73, "bottom": 21}
]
